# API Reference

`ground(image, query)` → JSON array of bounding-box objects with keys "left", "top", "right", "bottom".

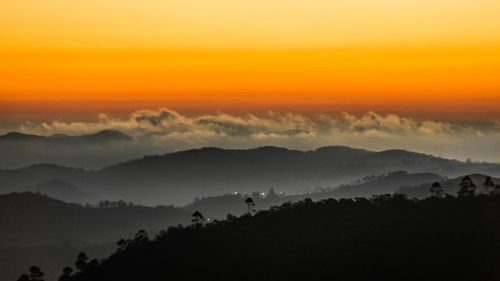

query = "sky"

[{"left": 1, "top": 0, "right": 500, "bottom": 163}]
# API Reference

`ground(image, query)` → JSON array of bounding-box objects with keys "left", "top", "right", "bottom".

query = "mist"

[{"left": 1, "top": 109, "right": 499, "bottom": 169}]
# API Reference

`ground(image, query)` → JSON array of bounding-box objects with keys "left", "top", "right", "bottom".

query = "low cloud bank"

[{"left": 8, "top": 109, "right": 500, "bottom": 167}]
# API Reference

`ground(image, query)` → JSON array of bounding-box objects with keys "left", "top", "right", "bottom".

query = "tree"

[
  {"left": 484, "top": 176, "right": 495, "bottom": 194},
  {"left": 58, "top": 267, "right": 73, "bottom": 281},
  {"left": 87, "top": 259, "right": 100, "bottom": 270},
  {"left": 116, "top": 238, "right": 131, "bottom": 252},
  {"left": 29, "top": 266, "right": 45, "bottom": 281},
  {"left": 251, "top": 191, "right": 261, "bottom": 201},
  {"left": 135, "top": 229, "right": 149, "bottom": 242},
  {"left": 75, "top": 252, "right": 89, "bottom": 273},
  {"left": 458, "top": 175, "right": 476, "bottom": 198},
  {"left": 191, "top": 211, "right": 204, "bottom": 226},
  {"left": 430, "top": 182, "right": 444, "bottom": 198},
  {"left": 267, "top": 188, "right": 277, "bottom": 199},
  {"left": 245, "top": 197, "right": 256, "bottom": 213},
  {"left": 17, "top": 274, "right": 30, "bottom": 281}
]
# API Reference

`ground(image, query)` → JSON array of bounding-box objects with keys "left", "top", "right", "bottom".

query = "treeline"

[{"left": 19, "top": 175, "right": 500, "bottom": 281}]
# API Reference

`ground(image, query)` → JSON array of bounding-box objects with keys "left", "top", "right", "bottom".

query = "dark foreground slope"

[
  {"left": 69, "top": 195, "right": 500, "bottom": 281},
  {"left": 0, "top": 192, "right": 191, "bottom": 248},
  {"left": 0, "top": 192, "right": 191, "bottom": 280}
]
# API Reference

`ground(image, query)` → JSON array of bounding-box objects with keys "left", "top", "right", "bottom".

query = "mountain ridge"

[{"left": 1, "top": 145, "right": 500, "bottom": 205}]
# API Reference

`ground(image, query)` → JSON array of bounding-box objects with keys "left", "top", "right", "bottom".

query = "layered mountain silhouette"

[
  {"left": 400, "top": 173, "right": 500, "bottom": 198},
  {"left": 4, "top": 173, "right": 499, "bottom": 281},
  {"left": 185, "top": 170, "right": 444, "bottom": 218},
  {"left": 0, "top": 192, "right": 191, "bottom": 248},
  {"left": 0, "top": 192, "right": 191, "bottom": 281},
  {"left": 66, "top": 194, "right": 500, "bottom": 281},
  {"left": 0, "top": 130, "right": 133, "bottom": 169},
  {"left": 1, "top": 146, "right": 500, "bottom": 205},
  {"left": 0, "top": 130, "right": 130, "bottom": 147},
  {"left": 25, "top": 178, "right": 99, "bottom": 203}
]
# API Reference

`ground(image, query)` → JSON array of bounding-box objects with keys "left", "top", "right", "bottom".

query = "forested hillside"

[{"left": 62, "top": 192, "right": 500, "bottom": 281}]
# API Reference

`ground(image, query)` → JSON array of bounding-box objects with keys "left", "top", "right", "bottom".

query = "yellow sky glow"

[{"left": 1, "top": 0, "right": 500, "bottom": 119}]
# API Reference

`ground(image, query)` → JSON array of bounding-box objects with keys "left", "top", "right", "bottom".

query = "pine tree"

[
  {"left": 191, "top": 210, "right": 204, "bottom": 226},
  {"left": 430, "top": 182, "right": 444, "bottom": 198},
  {"left": 484, "top": 176, "right": 495, "bottom": 194},
  {"left": 245, "top": 197, "right": 256, "bottom": 213},
  {"left": 458, "top": 175, "right": 476, "bottom": 198}
]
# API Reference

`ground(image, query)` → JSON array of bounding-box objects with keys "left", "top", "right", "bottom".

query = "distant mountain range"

[
  {"left": 1, "top": 144, "right": 500, "bottom": 205},
  {"left": 25, "top": 178, "right": 99, "bottom": 203},
  {"left": 0, "top": 130, "right": 134, "bottom": 169},
  {"left": 399, "top": 173, "right": 500, "bottom": 198},
  {"left": 0, "top": 130, "right": 131, "bottom": 143},
  {"left": 184, "top": 170, "right": 445, "bottom": 218}
]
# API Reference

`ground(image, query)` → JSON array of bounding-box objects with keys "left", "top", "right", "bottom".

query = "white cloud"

[{"left": 16, "top": 109, "right": 500, "bottom": 164}]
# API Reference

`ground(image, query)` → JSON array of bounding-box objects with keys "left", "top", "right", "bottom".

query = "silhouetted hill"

[
  {"left": 0, "top": 192, "right": 190, "bottom": 248},
  {"left": 1, "top": 243, "right": 115, "bottom": 281},
  {"left": 67, "top": 194, "right": 500, "bottom": 281},
  {"left": 0, "top": 132, "right": 46, "bottom": 142},
  {"left": 0, "top": 192, "right": 191, "bottom": 280},
  {"left": 26, "top": 179, "right": 99, "bottom": 203},
  {"left": 0, "top": 165, "right": 88, "bottom": 195},
  {"left": 1, "top": 146, "right": 500, "bottom": 205},
  {"left": 0, "top": 130, "right": 133, "bottom": 169},
  {"left": 0, "top": 130, "right": 130, "bottom": 143},
  {"left": 184, "top": 171, "right": 444, "bottom": 218},
  {"left": 400, "top": 174, "right": 500, "bottom": 198}
]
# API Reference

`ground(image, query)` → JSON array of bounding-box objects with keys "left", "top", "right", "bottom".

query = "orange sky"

[{"left": 1, "top": 0, "right": 500, "bottom": 121}]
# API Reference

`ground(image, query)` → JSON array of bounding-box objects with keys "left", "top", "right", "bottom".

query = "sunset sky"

[
  {"left": 1, "top": 0, "right": 500, "bottom": 122},
  {"left": 1, "top": 0, "right": 500, "bottom": 163}
]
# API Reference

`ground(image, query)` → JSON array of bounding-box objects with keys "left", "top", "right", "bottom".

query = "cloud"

[{"left": 12, "top": 109, "right": 500, "bottom": 166}]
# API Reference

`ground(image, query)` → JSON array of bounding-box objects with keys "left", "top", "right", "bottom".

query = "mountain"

[
  {"left": 0, "top": 192, "right": 191, "bottom": 280},
  {"left": 0, "top": 192, "right": 190, "bottom": 248},
  {"left": 184, "top": 171, "right": 444, "bottom": 219},
  {"left": 399, "top": 174, "right": 500, "bottom": 198},
  {"left": 1, "top": 146, "right": 500, "bottom": 205},
  {"left": 66, "top": 194, "right": 500, "bottom": 281},
  {"left": 0, "top": 130, "right": 131, "bottom": 143},
  {"left": 26, "top": 178, "right": 99, "bottom": 203},
  {"left": 0, "top": 130, "right": 133, "bottom": 169},
  {"left": 1, "top": 244, "right": 115, "bottom": 281}
]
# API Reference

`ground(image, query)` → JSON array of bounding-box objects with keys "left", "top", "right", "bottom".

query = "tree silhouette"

[
  {"left": 87, "top": 259, "right": 100, "bottom": 270},
  {"left": 134, "top": 229, "right": 149, "bottom": 242},
  {"left": 191, "top": 210, "right": 204, "bottom": 226},
  {"left": 58, "top": 267, "right": 73, "bottom": 281},
  {"left": 245, "top": 197, "right": 255, "bottom": 213},
  {"left": 53, "top": 194, "right": 500, "bottom": 281},
  {"left": 430, "top": 182, "right": 444, "bottom": 198},
  {"left": 116, "top": 238, "right": 131, "bottom": 252},
  {"left": 75, "top": 252, "right": 89, "bottom": 273},
  {"left": 484, "top": 176, "right": 495, "bottom": 194},
  {"left": 29, "top": 266, "right": 44, "bottom": 281},
  {"left": 458, "top": 175, "right": 476, "bottom": 198},
  {"left": 267, "top": 188, "right": 277, "bottom": 199},
  {"left": 17, "top": 274, "right": 30, "bottom": 281}
]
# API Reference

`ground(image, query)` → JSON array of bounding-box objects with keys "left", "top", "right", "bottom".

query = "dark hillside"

[
  {"left": 69, "top": 194, "right": 500, "bottom": 281},
  {"left": 0, "top": 192, "right": 191, "bottom": 247}
]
